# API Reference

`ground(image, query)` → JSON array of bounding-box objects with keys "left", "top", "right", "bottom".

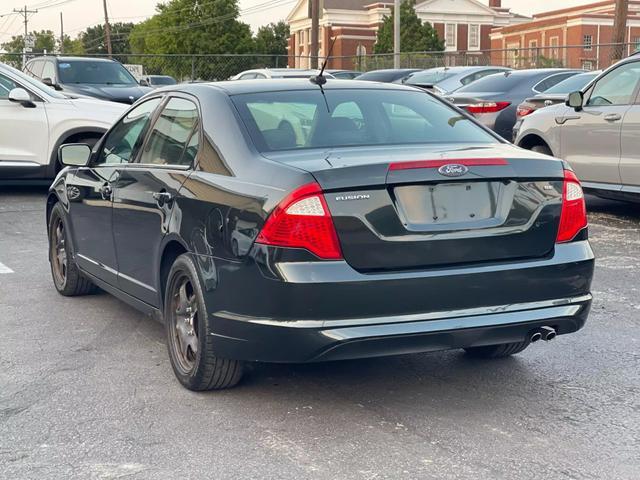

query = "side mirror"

[
  {"left": 8, "top": 88, "right": 35, "bottom": 108},
  {"left": 566, "top": 91, "right": 584, "bottom": 111},
  {"left": 59, "top": 144, "right": 92, "bottom": 167},
  {"left": 43, "top": 78, "right": 63, "bottom": 90},
  {"left": 139, "top": 79, "right": 149, "bottom": 87}
]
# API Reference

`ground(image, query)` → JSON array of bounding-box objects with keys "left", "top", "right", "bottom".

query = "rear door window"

[
  {"left": 455, "top": 72, "right": 521, "bottom": 93},
  {"left": 24, "top": 60, "right": 44, "bottom": 79},
  {"left": 137, "top": 97, "right": 200, "bottom": 166},
  {"left": 534, "top": 73, "right": 578, "bottom": 92}
]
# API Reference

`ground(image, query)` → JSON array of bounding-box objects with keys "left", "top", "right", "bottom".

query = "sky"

[{"left": 0, "top": 0, "right": 594, "bottom": 44}]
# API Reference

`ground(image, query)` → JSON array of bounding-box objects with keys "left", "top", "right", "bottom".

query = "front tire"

[
  {"left": 531, "top": 144, "right": 553, "bottom": 156},
  {"left": 464, "top": 341, "right": 530, "bottom": 359},
  {"left": 165, "top": 254, "right": 244, "bottom": 391},
  {"left": 48, "top": 203, "right": 95, "bottom": 296}
]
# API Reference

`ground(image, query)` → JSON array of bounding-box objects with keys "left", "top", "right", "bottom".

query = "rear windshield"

[
  {"left": 356, "top": 71, "right": 415, "bottom": 82},
  {"left": 150, "top": 76, "right": 176, "bottom": 85},
  {"left": 455, "top": 72, "right": 524, "bottom": 93},
  {"left": 57, "top": 61, "right": 137, "bottom": 85},
  {"left": 544, "top": 72, "right": 597, "bottom": 94},
  {"left": 405, "top": 71, "right": 456, "bottom": 85},
  {"left": 231, "top": 89, "right": 496, "bottom": 152}
]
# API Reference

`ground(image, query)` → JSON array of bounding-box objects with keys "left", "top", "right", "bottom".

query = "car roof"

[
  {"left": 419, "top": 66, "right": 510, "bottom": 73},
  {"left": 197, "top": 78, "right": 420, "bottom": 95},
  {"left": 33, "top": 56, "right": 117, "bottom": 63}
]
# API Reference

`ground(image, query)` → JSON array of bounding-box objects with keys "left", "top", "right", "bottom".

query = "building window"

[
  {"left": 445, "top": 24, "right": 456, "bottom": 49},
  {"left": 634, "top": 37, "right": 640, "bottom": 52},
  {"left": 582, "top": 60, "right": 594, "bottom": 70},
  {"left": 549, "top": 36, "right": 560, "bottom": 59},
  {"left": 583, "top": 35, "right": 592, "bottom": 51},
  {"left": 506, "top": 42, "right": 520, "bottom": 68},
  {"left": 468, "top": 24, "right": 480, "bottom": 50},
  {"left": 529, "top": 40, "right": 539, "bottom": 63}
]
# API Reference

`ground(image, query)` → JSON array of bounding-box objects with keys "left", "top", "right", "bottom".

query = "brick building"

[
  {"left": 286, "top": 0, "right": 528, "bottom": 69},
  {"left": 490, "top": 1, "right": 640, "bottom": 70}
]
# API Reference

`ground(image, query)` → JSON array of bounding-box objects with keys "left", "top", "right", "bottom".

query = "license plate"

[{"left": 394, "top": 182, "right": 500, "bottom": 227}]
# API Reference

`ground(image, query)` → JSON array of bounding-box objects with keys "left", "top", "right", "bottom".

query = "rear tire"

[
  {"left": 531, "top": 144, "right": 553, "bottom": 156},
  {"left": 464, "top": 341, "right": 530, "bottom": 359},
  {"left": 165, "top": 254, "right": 244, "bottom": 391},
  {"left": 48, "top": 203, "right": 95, "bottom": 296}
]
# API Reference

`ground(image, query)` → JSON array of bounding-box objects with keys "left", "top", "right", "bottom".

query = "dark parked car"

[
  {"left": 355, "top": 68, "right": 421, "bottom": 83},
  {"left": 400, "top": 66, "right": 512, "bottom": 94},
  {"left": 447, "top": 69, "right": 583, "bottom": 140},
  {"left": 24, "top": 56, "right": 152, "bottom": 104},
  {"left": 141, "top": 74, "right": 178, "bottom": 88},
  {"left": 47, "top": 79, "right": 594, "bottom": 390}
]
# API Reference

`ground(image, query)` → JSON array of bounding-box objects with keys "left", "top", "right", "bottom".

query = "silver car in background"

[{"left": 515, "top": 56, "right": 640, "bottom": 202}]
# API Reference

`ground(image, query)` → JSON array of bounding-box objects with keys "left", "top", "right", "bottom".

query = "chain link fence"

[{"left": 2, "top": 43, "right": 639, "bottom": 81}]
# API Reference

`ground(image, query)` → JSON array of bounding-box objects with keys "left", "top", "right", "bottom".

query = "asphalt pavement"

[{"left": 1, "top": 187, "right": 639, "bottom": 480}]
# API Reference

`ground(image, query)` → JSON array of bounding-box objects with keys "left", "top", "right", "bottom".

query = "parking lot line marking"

[{"left": 0, "top": 262, "right": 14, "bottom": 274}]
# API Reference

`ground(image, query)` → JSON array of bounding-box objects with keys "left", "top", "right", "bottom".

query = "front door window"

[{"left": 96, "top": 97, "right": 163, "bottom": 165}]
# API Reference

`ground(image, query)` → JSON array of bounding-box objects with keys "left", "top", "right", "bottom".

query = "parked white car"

[
  {"left": 514, "top": 56, "right": 640, "bottom": 201},
  {"left": 232, "top": 68, "right": 335, "bottom": 80},
  {"left": 0, "top": 62, "right": 127, "bottom": 182}
]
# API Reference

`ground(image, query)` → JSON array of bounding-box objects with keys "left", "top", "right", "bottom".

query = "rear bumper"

[
  {"left": 202, "top": 241, "right": 594, "bottom": 363},
  {"left": 211, "top": 295, "right": 591, "bottom": 362}
]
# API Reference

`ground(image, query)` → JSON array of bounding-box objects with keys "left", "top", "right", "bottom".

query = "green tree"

[
  {"left": 60, "top": 35, "right": 85, "bottom": 55},
  {"left": 373, "top": 0, "right": 443, "bottom": 53},
  {"left": 130, "top": 0, "right": 255, "bottom": 80},
  {"left": 1, "top": 30, "right": 56, "bottom": 55},
  {"left": 254, "top": 21, "right": 289, "bottom": 56},
  {"left": 79, "top": 22, "right": 134, "bottom": 55}
]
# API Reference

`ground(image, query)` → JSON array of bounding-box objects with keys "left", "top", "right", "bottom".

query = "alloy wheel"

[
  {"left": 51, "top": 216, "right": 67, "bottom": 286},
  {"left": 169, "top": 275, "right": 200, "bottom": 373}
]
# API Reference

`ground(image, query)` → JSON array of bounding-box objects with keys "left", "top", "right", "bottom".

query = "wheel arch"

[
  {"left": 47, "top": 127, "right": 107, "bottom": 177},
  {"left": 517, "top": 133, "right": 554, "bottom": 155},
  {"left": 158, "top": 237, "right": 191, "bottom": 309}
]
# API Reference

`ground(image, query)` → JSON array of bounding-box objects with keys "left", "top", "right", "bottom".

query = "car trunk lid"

[{"left": 262, "top": 145, "right": 565, "bottom": 272}]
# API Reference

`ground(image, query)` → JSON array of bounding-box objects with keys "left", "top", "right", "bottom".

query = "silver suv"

[{"left": 515, "top": 56, "right": 640, "bottom": 201}]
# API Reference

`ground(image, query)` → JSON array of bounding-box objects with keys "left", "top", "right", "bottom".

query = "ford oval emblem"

[{"left": 438, "top": 164, "right": 469, "bottom": 177}]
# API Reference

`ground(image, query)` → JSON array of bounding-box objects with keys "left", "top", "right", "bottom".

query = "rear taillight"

[
  {"left": 556, "top": 169, "right": 588, "bottom": 243},
  {"left": 256, "top": 182, "right": 343, "bottom": 259},
  {"left": 465, "top": 101, "right": 511, "bottom": 114},
  {"left": 516, "top": 106, "right": 535, "bottom": 117}
]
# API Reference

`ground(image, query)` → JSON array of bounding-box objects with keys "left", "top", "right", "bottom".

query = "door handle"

[
  {"left": 555, "top": 115, "right": 581, "bottom": 125},
  {"left": 99, "top": 184, "right": 112, "bottom": 201},
  {"left": 152, "top": 191, "right": 174, "bottom": 206},
  {"left": 604, "top": 113, "right": 622, "bottom": 122}
]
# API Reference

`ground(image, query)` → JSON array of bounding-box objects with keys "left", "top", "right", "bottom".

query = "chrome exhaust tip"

[
  {"left": 540, "top": 326, "right": 556, "bottom": 341},
  {"left": 530, "top": 332, "right": 542, "bottom": 343}
]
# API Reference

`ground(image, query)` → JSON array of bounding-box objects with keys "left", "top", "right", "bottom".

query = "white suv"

[{"left": 0, "top": 62, "right": 127, "bottom": 182}]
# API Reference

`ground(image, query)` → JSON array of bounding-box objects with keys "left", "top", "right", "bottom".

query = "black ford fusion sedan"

[{"left": 46, "top": 79, "right": 594, "bottom": 390}]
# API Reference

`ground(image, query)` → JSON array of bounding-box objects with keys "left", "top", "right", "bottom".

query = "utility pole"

[
  {"left": 611, "top": 0, "right": 628, "bottom": 62},
  {"left": 310, "top": 0, "right": 320, "bottom": 69},
  {"left": 102, "top": 0, "right": 112, "bottom": 57},
  {"left": 13, "top": 5, "right": 38, "bottom": 67},
  {"left": 59, "top": 12, "right": 64, "bottom": 54},
  {"left": 393, "top": 0, "right": 400, "bottom": 68}
]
